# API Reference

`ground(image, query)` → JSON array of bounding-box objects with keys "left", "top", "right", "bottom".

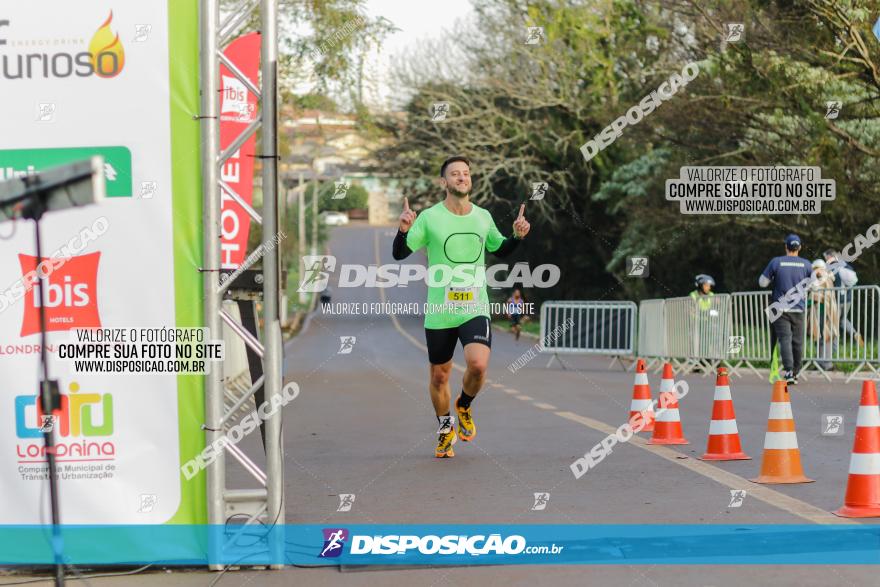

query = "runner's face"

[{"left": 442, "top": 162, "right": 471, "bottom": 197}]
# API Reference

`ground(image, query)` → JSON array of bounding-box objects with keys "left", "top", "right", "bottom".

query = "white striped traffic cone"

[
  {"left": 835, "top": 380, "right": 880, "bottom": 517},
  {"left": 751, "top": 381, "right": 813, "bottom": 484},
  {"left": 701, "top": 367, "right": 750, "bottom": 461},
  {"left": 629, "top": 359, "right": 654, "bottom": 432},
  {"left": 649, "top": 363, "right": 688, "bottom": 445}
]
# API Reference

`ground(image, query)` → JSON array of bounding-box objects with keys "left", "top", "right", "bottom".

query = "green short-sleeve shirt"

[{"left": 406, "top": 201, "right": 506, "bottom": 329}]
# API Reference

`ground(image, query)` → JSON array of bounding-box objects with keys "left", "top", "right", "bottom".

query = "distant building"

[{"left": 278, "top": 107, "right": 401, "bottom": 225}]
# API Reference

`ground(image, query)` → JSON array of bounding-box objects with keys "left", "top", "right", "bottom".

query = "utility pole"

[
  {"left": 259, "top": 0, "right": 284, "bottom": 561},
  {"left": 298, "top": 171, "right": 306, "bottom": 304},
  {"left": 311, "top": 175, "right": 318, "bottom": 256}
]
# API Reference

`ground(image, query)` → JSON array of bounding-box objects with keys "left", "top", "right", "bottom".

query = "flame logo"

[{"left": 88, "top": 11, "right": 125, "bottom": 78}]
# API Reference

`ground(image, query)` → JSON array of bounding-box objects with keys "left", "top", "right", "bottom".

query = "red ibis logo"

[{"left": 18, "top": 252, "right": 101, "bottom": 337}]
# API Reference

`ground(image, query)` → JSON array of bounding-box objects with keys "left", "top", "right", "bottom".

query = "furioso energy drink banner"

[
  {"left": 0, "top": 0, "right": 205, "bottom": 532},
  {"left": 219, "top": 32, "right": 260, "bottom": 269}
]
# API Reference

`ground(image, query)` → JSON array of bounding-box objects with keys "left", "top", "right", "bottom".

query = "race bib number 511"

[{"left": 446, "top": 286, "right": 477, "bottom": 305}]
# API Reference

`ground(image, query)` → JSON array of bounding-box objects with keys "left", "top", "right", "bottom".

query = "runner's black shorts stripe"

[{"left": 425, "top": 316, "right": 492, "bottom": 364}]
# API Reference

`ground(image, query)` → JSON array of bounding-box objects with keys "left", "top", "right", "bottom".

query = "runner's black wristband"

[
  {"left": 491, "top": 236, "right": 520, "bottom": 258},
  {"left": 392, "top": 229, "right": 413, "bottom": 260}
]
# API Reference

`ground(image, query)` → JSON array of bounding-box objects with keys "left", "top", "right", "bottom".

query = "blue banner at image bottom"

[{"left": 1, "top": 525, "right": 879, "bottom": 566}]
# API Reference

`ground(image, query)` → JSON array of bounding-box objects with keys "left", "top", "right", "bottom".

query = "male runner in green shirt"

[{"left": 392, "top": 156, "right": 531, "bottom": 458}]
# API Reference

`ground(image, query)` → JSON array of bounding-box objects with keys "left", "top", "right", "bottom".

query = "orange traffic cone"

[
  {"left": 835, "top": 380, "right": 880, "bottom": 517},
  {"left": 629, "top": 359, "right": 654, "bottom": 433},
  {"left": 649, "top": 363, "right": 688, "bottom": 445},
  {"left": 751, "top": 381, "right": 813, "bottom": 484},
  {"left": 701, "top": 367, "right": 750, "bottom": 461}
]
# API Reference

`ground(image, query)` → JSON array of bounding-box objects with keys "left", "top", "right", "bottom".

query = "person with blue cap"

[{"left": 759, "top": 234, "right": 813, "bottom": 384}]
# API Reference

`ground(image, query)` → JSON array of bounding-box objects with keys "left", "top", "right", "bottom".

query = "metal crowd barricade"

[
  {"left": 540, "top": 301, "right": 637, "bottom": 369},
  {"left": 729, "top": 291, "right": 773, "bottom": 377},
  {"left": 662, "top": 297, "right": 691, "bottom": 371},
  {"left": 661, "top": 294, "right": 732, "bottom": 375},
  {"left": 695, "top": 294, "right": 732, "bottom": 369},
  {"left": 638, "top": 299, "right": 666, "bottom": 370},
  {"left": 728, "top": 286, "right": 879, "bottom": 382},
  {"left": 543, "top": 286, "right": 879, "bottom": 380},
  {"left": 801, "top": 285, "right": 880, "bottom": 381}
]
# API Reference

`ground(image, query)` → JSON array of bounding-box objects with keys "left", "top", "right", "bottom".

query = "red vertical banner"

[{"left": 219, "top": 32, "right": 261, "bottom": 269}]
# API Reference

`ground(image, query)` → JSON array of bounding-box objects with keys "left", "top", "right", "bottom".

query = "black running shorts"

[{"left": 425, "top": 316, "right": 492, "bottom": 365}]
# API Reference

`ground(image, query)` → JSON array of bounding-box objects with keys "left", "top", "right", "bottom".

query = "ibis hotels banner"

[
  {"left": 0, "top": 0, "right": 206, "bottom": 532},
  {"left": 219, "top": 32, "right": 260, "bottom": 269}
]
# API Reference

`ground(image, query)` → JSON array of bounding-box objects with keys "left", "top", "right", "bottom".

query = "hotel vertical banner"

[
  {"left": 0, "top": 0, "right": 205, "bottom": 531},
  {"left": 219, "top": 32, "right": 260, "bottom": 269}
]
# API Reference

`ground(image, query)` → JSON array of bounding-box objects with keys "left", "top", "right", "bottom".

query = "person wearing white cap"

[
  {"left": 807, "top": 259, "right": 838, "bottom": 371},
  {"left": 823, "top": 249, "right": 863, "bottom": 350}
]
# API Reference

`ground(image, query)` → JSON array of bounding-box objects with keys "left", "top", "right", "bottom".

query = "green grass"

[
  {"left": 493, "top": 315, "right": 540, "bottom": 336},
  {"left": 729, "top": 326, "right": 877, "bottom": 373},
  {"left": 493, "top": 317, "right": 876, "bottom": 373},
  {"left": 284, "top": 264, "right": 312, "bottom": 317}
]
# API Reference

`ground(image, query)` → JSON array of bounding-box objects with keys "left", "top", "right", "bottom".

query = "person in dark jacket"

[{"left": 759, "top": 234, "right": 812, "bottom": 385}]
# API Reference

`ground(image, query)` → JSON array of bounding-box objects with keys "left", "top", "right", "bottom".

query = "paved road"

[{"left": 3, "top": 223, "right": 876, "bottom": 587}]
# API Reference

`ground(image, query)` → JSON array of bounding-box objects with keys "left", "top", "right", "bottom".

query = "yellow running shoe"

[
  {"left": 456, "top": 399, "right": 476, "bottom": 442},
  {"left": 435, "top": 427, "right": 457, "bottom": 458}
]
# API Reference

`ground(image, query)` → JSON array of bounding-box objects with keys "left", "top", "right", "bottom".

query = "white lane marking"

[
  {"left": 374, "top": 229, "right": 853, "bottom": 526},
  {"left": 555, "top": 411, "right": 853, "bottom": 526}
]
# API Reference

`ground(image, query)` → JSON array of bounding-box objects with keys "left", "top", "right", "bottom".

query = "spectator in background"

[
  {"left": 506, "top": 289, "right": 525, "bottom": 341},
  {"left": 759, "top": 234, "right": 812, "bottom": 385},
  {"left": 320, "top": 285, "right": 333, "bottom": 305},
  {"left": 690, "top": 274, "right": 716, "bottom": 311},
  {"left": 807, "top": 259, "right": 838, "bottom": 371},
  {"left": 823, "top": 249, "right": 864, "bottom": 348},
  {"left": 690, "top": 275, "right": 717, "bottom": 372}
]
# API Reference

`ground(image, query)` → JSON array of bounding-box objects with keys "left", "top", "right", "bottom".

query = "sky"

[
  {"left": 365, "top": 0, "right": 474, "bottom": 57},
  {"left": 360, "top": 0, "right": 475, "bottom": 110}
]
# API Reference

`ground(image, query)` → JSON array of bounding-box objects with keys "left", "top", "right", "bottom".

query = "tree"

[
  {"left": 288, "top": 92, "right": 340, "bottom": 112},
  {"left": 225, "top": 0, "right": 392, "bottom": 289},
  {"left": 596, "top": 0, "right": 880, "bottom": 293},
  {"left": 221, "top": 0, "right": 396, "bottom": 110},
  {"left": 374, "top": 0, "right": 880, "bottom": 305},
  {"left": 306, "top": 181, "right": 369, "bottom": 211}
]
